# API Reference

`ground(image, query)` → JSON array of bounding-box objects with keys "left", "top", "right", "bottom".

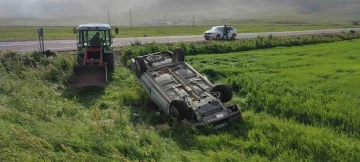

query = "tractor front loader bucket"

[{"left": 71, "top": 65, "right": 108, "bottom": 87}]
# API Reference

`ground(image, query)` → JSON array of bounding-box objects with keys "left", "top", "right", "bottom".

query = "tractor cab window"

[{"left": 78, "top": 30, "right": 111, "bottom": 47}]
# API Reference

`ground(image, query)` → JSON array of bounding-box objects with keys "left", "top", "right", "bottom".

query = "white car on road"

[{"left": 204, "top": 26, "right": 238, "bottom": 40}]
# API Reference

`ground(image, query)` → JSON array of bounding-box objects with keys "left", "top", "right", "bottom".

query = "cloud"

[{"left": 0, "top": 0, "right": 160, "bottom": 18}]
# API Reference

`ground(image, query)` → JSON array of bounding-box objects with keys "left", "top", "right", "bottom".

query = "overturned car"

[{"left": 130, "top": 48, "right": 241, "bottom": 128}]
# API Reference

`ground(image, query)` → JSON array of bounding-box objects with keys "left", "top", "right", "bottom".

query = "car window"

[
  {"left": 211, "top": 27, "right": 222, "bottom": 31},
  {"left": 228, "top": 27, "right": 233, "bottom": 30}
]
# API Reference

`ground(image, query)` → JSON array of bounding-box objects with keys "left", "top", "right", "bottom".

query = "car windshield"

[{"left": 211, "top": 27, "right": 223, "bottom": 31}]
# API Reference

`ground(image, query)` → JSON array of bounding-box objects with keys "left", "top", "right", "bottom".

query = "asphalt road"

[{"left": 1, "top": 28, "right": 359, "bottom": 52}]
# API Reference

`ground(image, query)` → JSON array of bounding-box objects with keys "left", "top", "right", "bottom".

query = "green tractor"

[{"left": 71, "top": 23, "right": 119, "bottom": 87}]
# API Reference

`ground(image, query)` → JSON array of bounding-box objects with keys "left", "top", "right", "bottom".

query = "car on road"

[
  {"left": 130, "top": 48, "right": 241, "bottom": 129},
  {"left": 204, "top": 26, "right": 238, "bottom": 40}
]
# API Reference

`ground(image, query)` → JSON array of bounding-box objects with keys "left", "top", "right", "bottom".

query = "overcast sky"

[
  {"left": 0, "top": 0, "right": 162, "bottom": 18},
  {"left": 1, "top": 0, "right": 357, "bottom": 18},
  {"left": 0, "top": 0, "right": 304, "bottom": 18},
  {"left": 0, "top": 0, "right": 357, "bottom": 26}
]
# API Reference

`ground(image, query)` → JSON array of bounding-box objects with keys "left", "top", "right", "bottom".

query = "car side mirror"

[
  {"left": 72, "top": 27, "right": 77, "bottom": 34},
  {"left": 115, "top": 28, "right": 119, "bottom": 34}
]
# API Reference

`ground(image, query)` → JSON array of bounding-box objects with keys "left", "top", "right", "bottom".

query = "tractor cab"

[
  {"left": 75, "top": 24, "right": 117, "bottom": 54},
  {"left": 70, "top": 23, "right": 119, "bottom": 87}
]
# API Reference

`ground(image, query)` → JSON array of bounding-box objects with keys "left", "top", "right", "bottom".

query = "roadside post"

[{"left": 37, "top": 28, "right": 45, "bottom": 54}]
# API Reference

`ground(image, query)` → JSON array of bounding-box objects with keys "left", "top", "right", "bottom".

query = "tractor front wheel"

[
  {"left": 77, "top": 54, "right": 84, "bottom": 65},
  {"left": 105, "top": 54, "right": 115, "bottom": 72}
]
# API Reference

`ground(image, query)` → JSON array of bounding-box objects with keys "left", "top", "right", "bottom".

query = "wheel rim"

[
  {"left": 211, "top": 91, "right": 221, "bottom": 99},
  {"left": 232, "top": 35, "right": 236, "bottom": 39},
  {"left": 170, "top": 106, "right": 179, "bottom": 118},
  {"left": 211, "top": 89, "right": 225, "bottom": 101}
]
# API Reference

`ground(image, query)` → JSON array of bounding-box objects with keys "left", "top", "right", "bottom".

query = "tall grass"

[
  {"left": 188, "top": 39, "right": 360, "bottom": 138},
  {"left": 1, "top": 39, "right": 360, "bottom": 161},
  {"left": 120, "top": 32, "right": 360, "bottom": 65}
]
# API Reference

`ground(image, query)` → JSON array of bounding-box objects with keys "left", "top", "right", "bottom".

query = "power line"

[
  {"left": 107, "top": 11, "right": 111, "bottom": 25},
  {"left": 130, "top": 9, "right": 132, "bottom": 29}
]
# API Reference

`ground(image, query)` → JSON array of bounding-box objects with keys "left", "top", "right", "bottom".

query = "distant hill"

[{"left": 0, "top": 0, "right": 359, "bottom": 26}]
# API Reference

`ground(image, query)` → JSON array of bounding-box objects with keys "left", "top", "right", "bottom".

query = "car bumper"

[
  {"left": 204, "top": 34, "right": 216, "bottom": 39},
  {"left": 182, "top": 104, "right": 241, "bottom": 129}
]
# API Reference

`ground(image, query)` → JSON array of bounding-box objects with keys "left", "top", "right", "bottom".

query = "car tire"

[
  {"left": 210, "top": 84, "right": 233, "bottom": 103},
  {"left": 172, "top": 48, "right": 185, "bottom": 62},
  {"left": 216, "top": 34, "right": 221, "bottom": 40},
  {"left": 231, "top": 34, "right": 236, "bottom": 40},
  {"left": 105, "top": 54, "right": 115, "bottom": 72},
  {"left": 135, "top": 57, "right": 147, "bottom": 73},
  {"left": 169, "top": 99, "right": 189, "bottom": 121},
  {"left": 186, "top": 109, "right": 198, "bottom": 122}
]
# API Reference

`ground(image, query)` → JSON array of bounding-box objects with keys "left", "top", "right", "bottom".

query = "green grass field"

[
  {"left": 0, "top": 39, "right": 360, "bottom": 161},
  {"left": 0, "top": 23, "right": 358, "bottom": 41}
]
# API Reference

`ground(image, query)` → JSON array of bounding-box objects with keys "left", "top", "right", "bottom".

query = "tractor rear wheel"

[{"left": 105, "top": 54, "right": 115, "bottom": 72}]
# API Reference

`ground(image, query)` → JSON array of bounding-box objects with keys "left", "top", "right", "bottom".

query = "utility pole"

[
  {"left": 107, "top": 11, "right": 111, "bottom": 25},
  {"left": 130, "top": 9, "right": 132, "bottom": 29}
]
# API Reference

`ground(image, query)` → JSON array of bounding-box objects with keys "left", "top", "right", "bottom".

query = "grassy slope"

[
  {"left": 188, "top": 40, "right": 360, "bottom": 137},
  {"left": 0, "top": 23, "right": 358, "bottom": 41},
  {"left": 1, "top": 40, "right": 360, "bottom": 161}
]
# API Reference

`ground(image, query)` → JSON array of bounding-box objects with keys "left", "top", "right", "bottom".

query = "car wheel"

[
  {"left": 169, "top": 99, "right": 189, "bottom": 121},
  {"left": 135, "top": 57, "right": 147, "bottom": 73},
  {"left": 186, "top": 109, "right": 198, "bottom": 122},
  {"left": 231, "top": 34, "right": 236, "bottom": 40},
  {"left": 216, "top": 34, "right": 221, "bottom": 40},
  {"left": 172, "top": 48, "right": 185, "bottom": 62},
  {"left": 210, "top": 84, "right": 233, "bottom": 103}
]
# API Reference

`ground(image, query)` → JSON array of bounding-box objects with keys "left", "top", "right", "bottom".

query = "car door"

[
  {"left": 228, "top": 27, "right": 234, "bottom": 35},
  {"left": 218, "top": 27, "right": 224, "bottom": 37}
]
